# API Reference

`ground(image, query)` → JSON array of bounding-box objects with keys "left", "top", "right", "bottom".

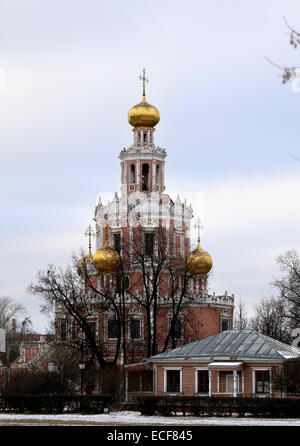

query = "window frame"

[{"left": 164, "top": 367, "right": 183, "bottom": 394}]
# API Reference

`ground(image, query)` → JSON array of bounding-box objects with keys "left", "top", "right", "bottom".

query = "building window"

[
  {"left": 123, "top": 276, "right": 130, "bottom": 290},
  {"left": 86, "top": 321, "right": 96, "bottom": 343},
  {"left": 130, "top": 164, "right": 135, "bottom": 184},
  {"left": 197, "top": 370, "right": 209, "bottom": 393},
  {"left": 128, "top": 371, "right": 153, "bottom": 392},
  {"left": 143, "top": 133, "right": 147, "bottom": 142},
  {"left": 145, "top": 233, "right": 154, "bottom": 256},
  {"left": 107, "top": 318, "right": 119, "bottom": 339},
  {"left": 142, "top": 163, "right": 149, "bottom": 190},
  {"left": 113, "top": 233, "right": 121, "bottom": 252},
  {"left": 166, "top": 370, "right": 181, "bottom": 393},
  {"left": 221, "top": 319, "right": 230, "bottom": 331},
  {"left": 129, "top": 318, "right": 141, "bottom": 340},
  {"left": 60, "top": 320, "right": 66, "bottom": 341},
  {"left": 256, "top": 370, "right": 270, "bottom": 393},
  {"left": 156, "top": 164, "right": 160, "bottom": 185},
  {"left": 220, "top": 311, "right": 231, "bottom": 332}
]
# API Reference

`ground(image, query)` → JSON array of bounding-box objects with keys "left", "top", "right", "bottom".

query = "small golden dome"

[
  {"left": 187, "top": 240, "right": 213, "bottom": 277},
  {"left": 128, "top": 95, "right": 160, "bottom": 128},
  {"left": 93, "top": 239, "right": 120, "bottom": 275},
  {"left": 77, "top": 249, "right": 94, "bottom": 276}
]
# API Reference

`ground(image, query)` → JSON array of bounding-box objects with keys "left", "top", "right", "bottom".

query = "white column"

[
  {"left": 217, "top": 371, "right": 220, "bottom": 393},
  {"left": 242, "top": 371, "right": 245, "bottom": 394},
  {"left": 136, "top": 161, "right": 140, "bottom": 190},
  {"left": 252, "top": 370, "right": 256, "bottom": 395},
  {"left": 154, "top": 366, "right": 157, "bottom": 395},
  {"left": 233, "top": 370, "right": 237, "bottom": 397},
  {"left": 152, "top": 160, "right": 156, "bottom": 191},
  {"left": 208, "top": 370, "right": 212, "bottom": 396},
  {"left": 269, "top": 368, "right": 272, "bottom": 396}
]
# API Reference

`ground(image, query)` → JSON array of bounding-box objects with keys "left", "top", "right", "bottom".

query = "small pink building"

[{"left": 125, "top": 330, "right": 300, "bottom": 400}]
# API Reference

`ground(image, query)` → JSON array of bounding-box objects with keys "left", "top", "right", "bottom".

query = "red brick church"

[{"left": 56, "top": 70, "right": 235, "bottom": 381}]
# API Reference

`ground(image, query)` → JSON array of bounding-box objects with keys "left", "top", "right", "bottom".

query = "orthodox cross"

[
  {"left": 139, "top": 68, "right": 149, "bottom": 96},
  {"left": 84, "top": 224, "right": 95, "bottom": 253},
  {"left": 194, "top": 217, "right": 203, "bottom": 243}
]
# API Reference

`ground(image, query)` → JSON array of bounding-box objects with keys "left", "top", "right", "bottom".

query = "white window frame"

[
  {"left": 163, "top": 367, "right": 183, "bottom": 394},
  {"left": 194, "top": 367, "right": 209, "bottom": 395},
  {"left": 251, "top": 367, "right": 272, "bottom": 396}
]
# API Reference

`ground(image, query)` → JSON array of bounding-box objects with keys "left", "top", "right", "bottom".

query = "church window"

[
  {"left": 130, "top": 164, "right": 135, "bottom": 184},
  {"left": 143, "top": 133, "right": 147, "bottom": 142},
  {"left": 113, "top": 233, "right": 121, "bottom": 252},
  {"left": 197, "top": 370, "right": 209, "bottom": 393},
  {"left": 129, "top": 318, "right": 141, "bottom": 339},
  {"left": 123, "top": 276, "right": 130, "bottom": 290},
  {"left": 221, "top": 319, "right": 230, "bottom": 331},
  {"left": 145, "top": 233, "right": 154, "bottom": 256},
  {"left": 138, "top": 132, "right": 141, "bottom": 143},
  {"left": 156, "top": 164, "right": 160, "bottom": 185},
  {"left": 107, "top": 318, "right": 119, "bottom": 339},
  {"left": 142, "top": 163, "right": 150, "bottom": 190},
  {"left": 85, "top": 321, "right": 96, "bottom": 343},
  {"left": 220, "top": 311, "right": 231, "bottom": 332}
]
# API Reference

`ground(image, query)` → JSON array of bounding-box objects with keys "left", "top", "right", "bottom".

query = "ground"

[{"left": 0, "top": 411, "right": 299, "bottom": 426}]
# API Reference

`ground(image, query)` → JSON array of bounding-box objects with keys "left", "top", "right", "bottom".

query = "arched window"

[
  {"left": 156, "top": 164, "right": 160, "bottom": 186},
  {"left": 130, "top": 164, "right": 135, "bottom": 184},
  {"left": 142, "top": 163, "right": 149, "bottom": 190}
]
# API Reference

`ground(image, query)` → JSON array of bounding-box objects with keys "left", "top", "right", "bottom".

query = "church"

[{"left": 54, "top": 70, "right": 235, "bottom": 394}]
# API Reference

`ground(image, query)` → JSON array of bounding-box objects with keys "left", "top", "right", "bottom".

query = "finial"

[
  {"left": 104, "top": 225, "right": 109, "bottom": 245},
  {"left": 139, "top": 68, "right": 149, "bottom": 97},
  {"left": 194, "top": 217, "right": 203, "bottom": 246},
  {"left": 84, "top": 224, "right": 96, "bottom": 254}
]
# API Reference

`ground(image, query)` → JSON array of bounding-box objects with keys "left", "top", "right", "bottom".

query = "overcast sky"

[{"left": 0, "top": 0, "right": 300, "bottom": 333}]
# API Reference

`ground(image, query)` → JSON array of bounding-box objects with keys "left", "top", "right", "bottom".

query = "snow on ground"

[{"left": 0, "top": 411, "right": 299, "bottom": 426}]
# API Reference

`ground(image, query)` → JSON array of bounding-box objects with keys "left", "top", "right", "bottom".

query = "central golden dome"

[
  {"left": 93, "top": 238, "right": 120, "bottom": 275},
  {"left": 187, "top": 241, "right": 213, "bottom": 278},
  {"left": 128, "top": 95, "right": 160, "bottom": 128}
]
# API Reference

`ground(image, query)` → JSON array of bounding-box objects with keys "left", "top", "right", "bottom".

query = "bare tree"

[
  {"left": 28, "top": 261, "right": 121, "bottom": 369},
  {"left": 272, "top": 250, "right": 300, "bottom": 330},
  {"left": 234, "top": 298, "right": 249, "bottom": 330},
  {"left": 250, "top": 296, "right": 291, "bottom": 344},
  {"left": 0, "top": 297, "right": 25, "bottom": 332}
]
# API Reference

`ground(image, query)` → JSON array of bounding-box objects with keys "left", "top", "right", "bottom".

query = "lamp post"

[{"left": 79, "top": 361, "right": 86, "bottom": 410}]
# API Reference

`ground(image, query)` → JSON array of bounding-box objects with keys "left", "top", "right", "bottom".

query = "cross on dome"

[
  {"left": 139, "top": 68, "right": 149, "bottom": 96},
  {"left": 194, "top": 217, "right": 203, "bottom": 243},
  {"left": 84, "top": 224, "right": 95, "bottom": 253}
]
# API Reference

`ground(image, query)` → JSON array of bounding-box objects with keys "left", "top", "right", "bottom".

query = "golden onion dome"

[
  {"left": 128, "top": 95, "right": 160, "bottom": 128},
  {"left": 77, "top": 249, "right": 94, "bottom": 276},
  {"left": 93, "top": 238, "right": 120, "bottom": 275},
  {"left": 187, "top": 240, "right": 213, "bottom": 278}
]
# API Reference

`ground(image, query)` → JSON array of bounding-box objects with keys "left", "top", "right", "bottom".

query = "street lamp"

[{"left": 79, "top": 361, "right": 86, "bottom": 396}]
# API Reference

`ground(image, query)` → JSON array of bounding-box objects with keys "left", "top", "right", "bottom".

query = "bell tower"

[{"left": 120, "top": 69, "right": 166, "bottom": 196}]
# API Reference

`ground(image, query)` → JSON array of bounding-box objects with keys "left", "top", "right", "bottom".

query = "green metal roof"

[{"left": 147, "top": 330, "right": 300, "bottom": 362}]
